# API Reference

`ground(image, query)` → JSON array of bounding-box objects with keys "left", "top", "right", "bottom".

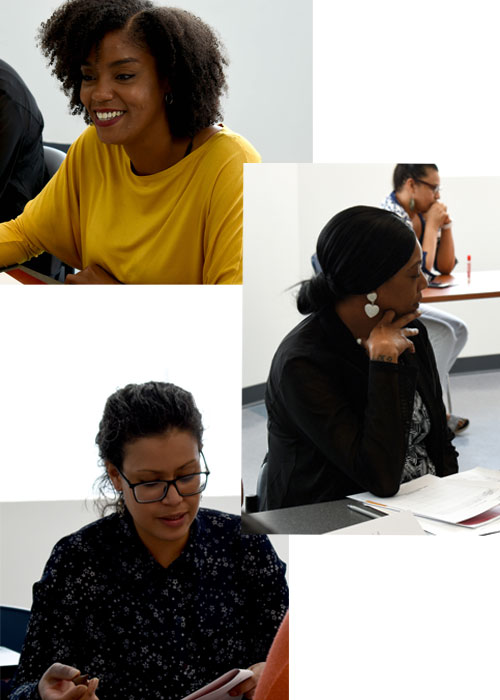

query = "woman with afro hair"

[{"left": 0, "top": 0, "right": 260, "bottom": 283}]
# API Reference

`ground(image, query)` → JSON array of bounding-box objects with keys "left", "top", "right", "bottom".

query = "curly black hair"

[
  {"left": 95, "top": 381, "right": 204, "bottom": 514},
  {"left": 38, "top": 0, "right": 228, "bottom": 138}
]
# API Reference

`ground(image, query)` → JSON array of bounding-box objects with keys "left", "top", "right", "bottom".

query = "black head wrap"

[{"left": 297, "top": 206, "right": 417, "bottom": 315}]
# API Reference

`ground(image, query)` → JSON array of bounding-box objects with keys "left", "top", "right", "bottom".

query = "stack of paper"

[{"left": 350, "top": 467, "right": 500, "bottom": 535}]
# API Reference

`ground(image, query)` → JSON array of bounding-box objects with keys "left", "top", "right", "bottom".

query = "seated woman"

[
  {"left": 260, "top": 206, "right": 458, "bottom": 511},
  {"left": 381, "top": 164, "right": 469, "bottom": 433},
  {"left": 0, "top": 0, "right": 260, "bottom": 284},
  {"left": 8, "top": 382, "right": 288, "bottom": 700}
]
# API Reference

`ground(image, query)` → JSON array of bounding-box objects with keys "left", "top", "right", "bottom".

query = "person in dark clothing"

[
  {"left": 8, "top": 382, "right": 288, "bottom": 700},
  {"left": 0, "top": 59, "right": 48, "bottom": 223},
  {"left": 261, "top": 206, "right": 459, "bottom": 511},
  {"left": 0, "top": 59, "right": 68, "bottom": 278}
]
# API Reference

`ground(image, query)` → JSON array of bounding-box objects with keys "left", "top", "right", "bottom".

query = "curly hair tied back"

[
  {"left": 38, "top": 0, "right": 228, "bottom": 138},
  {"left": 94, "top": 381, "right": 203, "bottom": 515}
]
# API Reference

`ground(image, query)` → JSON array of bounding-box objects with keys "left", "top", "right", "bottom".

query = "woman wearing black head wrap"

[{"left": 260, "top": 206, "right": 458, "bottom": 511}]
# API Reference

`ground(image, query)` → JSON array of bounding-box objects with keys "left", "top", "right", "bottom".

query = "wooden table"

[{"left": 422, "top": 270, "right": 500, "bottom": 303}]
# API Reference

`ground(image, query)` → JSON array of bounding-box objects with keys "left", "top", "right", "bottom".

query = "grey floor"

[{"left": 242, "top": 369, "right": 500, "bottom": 498}]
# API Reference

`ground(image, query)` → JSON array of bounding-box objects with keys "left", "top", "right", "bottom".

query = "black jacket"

[
  {"left": 0, "top": 60, "right": 48, "bottom": 223},
  {"left": 263, "top": 306, "right": 458, "bottom": 509}
]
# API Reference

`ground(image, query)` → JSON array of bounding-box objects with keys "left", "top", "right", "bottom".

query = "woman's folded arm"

[{"left": 278, "top": 357, "right": 417, "bottom": 496}]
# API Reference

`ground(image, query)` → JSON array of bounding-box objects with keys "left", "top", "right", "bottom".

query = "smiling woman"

[
  {"left": 8, "top": 382, "right": 288, "bottom": 700},
  {"left": 0, "top": 0, "right": 260, "bottom": 283}
]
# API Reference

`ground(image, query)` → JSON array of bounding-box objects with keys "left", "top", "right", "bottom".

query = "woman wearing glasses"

[
  {"left": 381, "top": 164, "right": 469, "bottom": 434},
  {"left": 9, "top": 382, "right": 288, "bottom": 700}
]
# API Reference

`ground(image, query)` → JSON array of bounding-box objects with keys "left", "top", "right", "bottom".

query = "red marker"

[{"left": 467, "top": 254, "right": 471, "bottom": 283}]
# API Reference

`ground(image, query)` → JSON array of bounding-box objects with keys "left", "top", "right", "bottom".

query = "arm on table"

[
  {"left": 64, "top": 264, "right": 121, "bottom": 284},
  {"left": 277, "top": 310, "right": 421, "bottom": 496},
  {"left": 434, "top": 223, "right": 456, "bottom": 274},
  {"left": 422, "top": 202, "right": 455, "bottom": 274},
  {"left": 280, "top": 352, "right": 417, "bottom": 497}
]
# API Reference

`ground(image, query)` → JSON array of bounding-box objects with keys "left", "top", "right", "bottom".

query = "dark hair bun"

[{"left": 296, "top": 274, "right": 333, "bottom": 314}]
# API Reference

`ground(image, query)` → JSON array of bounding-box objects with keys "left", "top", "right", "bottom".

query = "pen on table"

[
  {"left": 467, "top": 254, "right": 471, "bottom": 283},
  {"left": 347, "top": 504, "right": 382, "bottom": 520}
]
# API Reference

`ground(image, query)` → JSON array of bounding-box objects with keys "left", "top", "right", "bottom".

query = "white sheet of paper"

[
  {"left": 413, "top": 516, "right": 500, "bottom": 536},
  {"left": 0, "top": 272, "right": 22, "bottom": 285},
  {"left": 351, "top": 472, "right": 500, "bottom": 524},
  {"left": 447, "top": 466, "right": 500, "bottom": 484},
  {"left": 0, "top": 646, "right": 20, "bottom": 665},
  {"left": 327, "top": 510, "right": 426, "bottom": 535}
]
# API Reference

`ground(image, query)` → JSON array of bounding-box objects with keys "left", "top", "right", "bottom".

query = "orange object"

[{"left": 254, "top": 612, "right": 289, "bottom": 700}]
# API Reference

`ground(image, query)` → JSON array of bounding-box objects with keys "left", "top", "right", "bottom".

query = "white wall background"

[
  {"left": 244, "top": 164, "right": 500, "bottom": 388},
  {"left": 1, "top": 286, "right": 242, "bottom": 501},
  {"left": 291, "top": 536, "right": 499, "bottom": 700},
  {"left": 313, "top": 0, "right": 500, "bottom": 173},
  {"left": 0, "top": 0, "right": 312, "bottom": 162}
]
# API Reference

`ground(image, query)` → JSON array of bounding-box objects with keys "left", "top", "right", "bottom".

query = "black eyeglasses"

[
  {"left": 413, "top": 178, "right": 440, "bottom": 195},
  {"left": 117, "top": 452, "right": 210, "bottom": 503}
]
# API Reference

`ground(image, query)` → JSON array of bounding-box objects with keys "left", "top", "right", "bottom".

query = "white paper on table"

[
  {"left": 414, "top": 516, "right": 500, "bottom": 536},
  {"left": 447, "top": 466, "right": 500, "bottom": 484},
  {"left": 0, "top": 272, "right": 22, "bottom": 285},
  {"left": 326, "top": 510, "right": 426, "bottom": 535},
  {"left": 350, "top": 473, "right": 500, "bottom": 524},
  {"left": 0, "top": 646, "right": 20, "bottom": 665}
]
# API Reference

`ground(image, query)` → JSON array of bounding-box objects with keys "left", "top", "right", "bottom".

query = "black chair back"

[{"left": 0, "top": 606, "right": 31, "bottom": 653}]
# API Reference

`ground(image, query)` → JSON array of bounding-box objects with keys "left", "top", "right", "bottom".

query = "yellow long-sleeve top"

[{"left": 0, "top": 125, "right": 260, "bottom": 284}]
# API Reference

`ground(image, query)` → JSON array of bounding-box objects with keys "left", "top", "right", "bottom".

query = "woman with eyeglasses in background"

[
  {"left": 8, "top": 382, "right": 288, "bottom": 700},
  {"left": 381, "top": 164, "right": 469, "bottom": 434}
]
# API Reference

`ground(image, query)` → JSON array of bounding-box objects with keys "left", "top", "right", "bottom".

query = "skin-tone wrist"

[
  {"left": 368, "top": 341, "right": 398, "bottom": 363},
  {"left": 420, "top": 224, "right": 439, "bottom": 272},
  {"left": 434, "top": 226, "right": 456, "bottom": 273}
]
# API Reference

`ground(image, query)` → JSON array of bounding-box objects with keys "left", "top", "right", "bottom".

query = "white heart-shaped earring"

[{"left": 364, "top": 292, "right": 380, "bottom": 318}]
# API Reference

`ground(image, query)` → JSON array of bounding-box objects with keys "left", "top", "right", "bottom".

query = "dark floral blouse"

[{"left": 8, "top": 508, "right": 288, "bottom": 700}]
